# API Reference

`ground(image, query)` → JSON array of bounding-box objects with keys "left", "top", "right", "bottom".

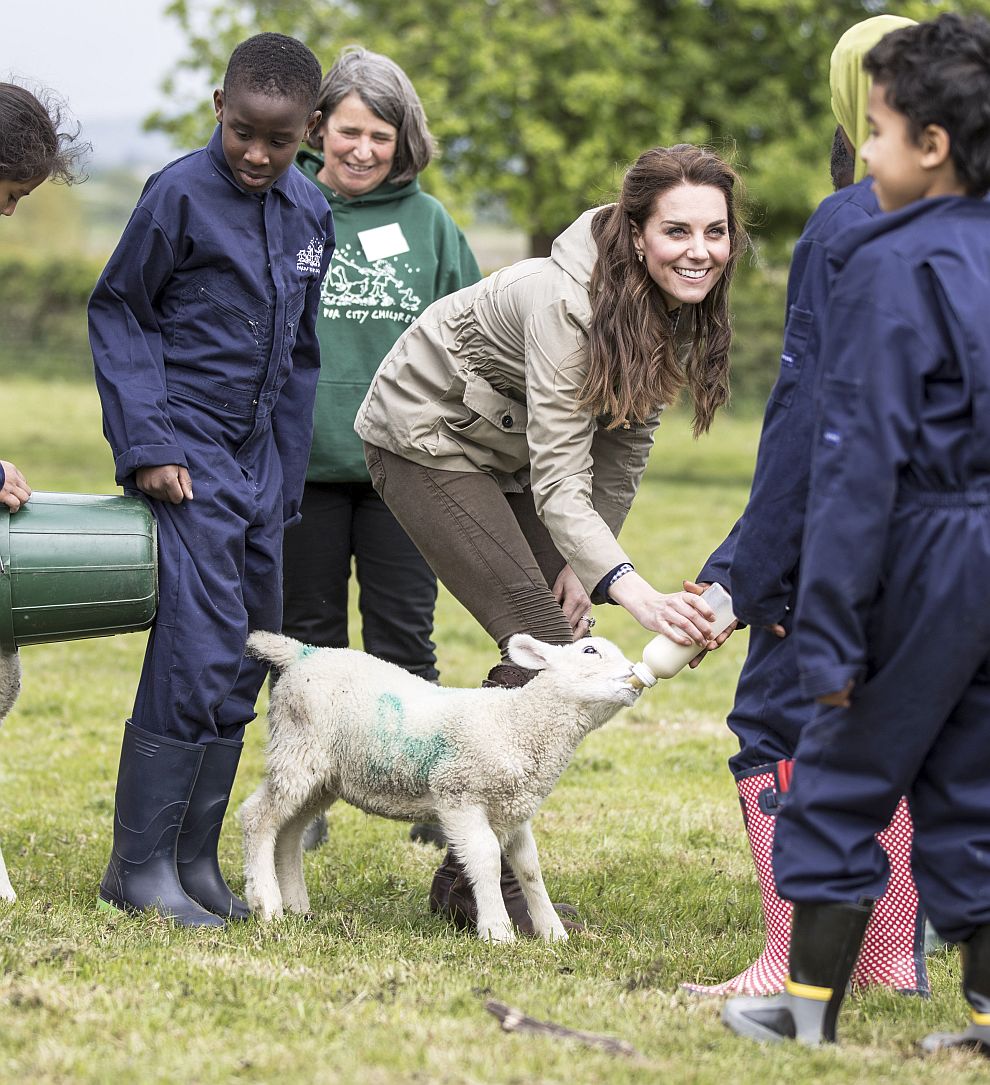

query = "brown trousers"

[{"left": 364, "top": 443, "right": 573, "bottom": 658}]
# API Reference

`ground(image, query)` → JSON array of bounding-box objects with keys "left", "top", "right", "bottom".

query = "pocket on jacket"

[
  {"left": 770, "top": 307, "right": 814, "bottom": 407},
  {"left": 172, "top": 280, "right": 265, "bottom": 376},
  {"left": 454, "top": 372, "right": 527, "bottom": 437},
  {"left": 814, "top": 375, "right": 861, "bottom": 493}
]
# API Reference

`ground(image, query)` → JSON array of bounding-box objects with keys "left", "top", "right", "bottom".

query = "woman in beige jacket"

[{"left": 355, "top": 144, "right": 746, "bottom": 933}]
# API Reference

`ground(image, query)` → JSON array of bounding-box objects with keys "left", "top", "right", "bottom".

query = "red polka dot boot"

[
  {"left": 853, "top": 796, "right": 929, "bottom": 996},
  {"left": 685, "top": 763, "right": 929, "bottom": 997},
  {"left": 683, "top": 761, "right": 793, "bottom": 996}
]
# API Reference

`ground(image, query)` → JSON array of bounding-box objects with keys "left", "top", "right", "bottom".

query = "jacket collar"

[{"left": 206, "top": 125, "right": 299, "bottom": 206}]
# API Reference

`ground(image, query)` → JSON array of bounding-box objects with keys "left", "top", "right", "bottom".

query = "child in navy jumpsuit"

[
  {"left": 689, "top": 16, "right": 927, "bottom": 998},
  {"left": 724, "top": 14, "right": 990, "bottom": 1052},
  {"left": 89, "top": 34, "right": 334, "bottom": 927}
]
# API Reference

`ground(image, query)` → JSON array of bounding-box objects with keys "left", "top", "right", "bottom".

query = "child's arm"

[
  {"left": 89, "top": 205, "right": 186, "bottom": 489},
  {"left": 794, "top": 251, "right": 935, "bottom": 702}
]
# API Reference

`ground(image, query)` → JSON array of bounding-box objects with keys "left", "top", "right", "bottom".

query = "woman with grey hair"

[{"left": 282, "top": 46, "right": 480, "bottom": 843}]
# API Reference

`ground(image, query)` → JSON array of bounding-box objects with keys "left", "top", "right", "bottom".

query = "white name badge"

[{"left": 358, "top": 222, "right": 410, "bottom": 262}]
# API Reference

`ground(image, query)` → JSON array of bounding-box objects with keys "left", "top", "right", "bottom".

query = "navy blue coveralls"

[
  {"left": 775, "top": 196, "right": 990, "bottom": 944},
  {"left": 699, "top": 180, "right": 879, "bottom": 775},
  {"left": 89, "top": 127, "right": 334, "bottom": 745}
]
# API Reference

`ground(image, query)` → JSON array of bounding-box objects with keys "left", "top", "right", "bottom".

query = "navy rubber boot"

[
  {"left": 723, "top": 900, "right": 873, "bottom": 1045},
  {"left": 922, "top": 924, "right": 990, "bottom": 1056},
  {"left": 176, "top": 736, "right": 250, "bottom": 921},
  {"left": 98, "top": 721, "right": 224, "bottom": 927}
]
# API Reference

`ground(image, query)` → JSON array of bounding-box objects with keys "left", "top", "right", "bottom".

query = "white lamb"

[
  {"left": 0, "top": 649, "right": 22, "bottom": 903},
  {"left": 240, "top": 630, "right": 641, "bottom": 943}
]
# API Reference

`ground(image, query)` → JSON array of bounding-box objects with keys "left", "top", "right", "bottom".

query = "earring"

[{"left": 636, "top": 250, "right": 644, "bottom": 264}]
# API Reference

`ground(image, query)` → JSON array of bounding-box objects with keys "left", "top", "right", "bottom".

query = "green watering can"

[{"left": 0, "top": 492, "right": 157, "bottom": 652}]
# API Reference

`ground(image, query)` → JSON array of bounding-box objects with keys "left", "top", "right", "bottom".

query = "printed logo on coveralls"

[{"left": 297, "top": 238, "right": 325, "bottom": 275}]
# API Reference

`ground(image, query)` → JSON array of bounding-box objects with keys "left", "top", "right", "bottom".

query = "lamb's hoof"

[
  {"left": 543, "top": 926, "right": 569, "bottom": 943},
  {"left": 247, "top": 896, "right": 284, "bottom": 923},
  {"left": 478, "top": 923, "right": 516, "bottom": 944}
]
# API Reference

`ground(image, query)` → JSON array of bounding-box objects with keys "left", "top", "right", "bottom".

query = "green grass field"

[{"left": 0, "top": 379, "right": 982, "bottom": 1083}]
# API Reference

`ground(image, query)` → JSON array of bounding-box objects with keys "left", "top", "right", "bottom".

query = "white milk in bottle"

[{"left": 629, "top": 583, "right": 736, "bottom": 688}]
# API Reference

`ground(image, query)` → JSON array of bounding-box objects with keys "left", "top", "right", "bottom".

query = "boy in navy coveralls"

[
  {"left": 688, "top": 16, "right": 927, "bottom": 999},
  {"left": 89, "top": 33, "right": 334, "bottom": 926},
  {"left": 723, "top": 14, "right": 990, "bottom": 1051}
]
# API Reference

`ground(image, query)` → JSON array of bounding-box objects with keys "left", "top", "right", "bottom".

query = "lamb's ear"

[{"left": 506, "top": 634, "right": 557, "bottom": 671}]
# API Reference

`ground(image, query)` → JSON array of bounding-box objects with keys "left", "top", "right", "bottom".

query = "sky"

[{"left": 5, "top": 0, "right": 206, "bottom": 165}]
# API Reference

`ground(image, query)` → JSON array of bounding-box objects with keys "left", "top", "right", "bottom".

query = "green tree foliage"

[{"left": 152, "top": 0, "right": 962, "bottom": 254}]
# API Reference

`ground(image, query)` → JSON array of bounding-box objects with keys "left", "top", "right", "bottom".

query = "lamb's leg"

[
  {"left": 239, "top": 780, "right": 286, "bottom": 921},
  {"left": 504, "top": 821, "right": 567, "bottom": 942},
  {"left": 274, "top": 795, "right": 334, "bottom": 915},
  {"left": 0, "top": 842, "right": 14, "bottom": 903},
  {"left": 440, "top": 807, "right": 514, "bottom": 943}
]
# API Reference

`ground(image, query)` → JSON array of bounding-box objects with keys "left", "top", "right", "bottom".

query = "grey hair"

[{"left": 307, "top": 45, "right": 434, "bottom": 183}]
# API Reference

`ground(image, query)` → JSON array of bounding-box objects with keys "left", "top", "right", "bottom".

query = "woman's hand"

[
  {"left": 608, "top": 571, "right": 715, "bottom": 646},
  {"left": 0, "top": 460, "right": 31, "bottom": 512},
  {"left": 553, "top": 564, "right": 594, "bottom": 640},
  {"left": 136, "top": 465, "right": 194, "bottom": 504}
]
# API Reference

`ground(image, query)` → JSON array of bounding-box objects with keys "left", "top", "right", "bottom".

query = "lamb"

[
  {"left": 240, "top": 630, "right": 642, "bottom": 942},
  {"left": 0, "top": 649, "right": 23, "bottom": 903}
]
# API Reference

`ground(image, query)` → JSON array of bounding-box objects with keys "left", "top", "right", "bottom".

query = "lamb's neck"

[{"left": 504, "top": 685, "right": 601, "bottom": 755}]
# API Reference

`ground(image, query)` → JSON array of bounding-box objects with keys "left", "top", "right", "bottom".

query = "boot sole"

[{"left": 96, "top": 890, "right": 225, "bottom": 928}]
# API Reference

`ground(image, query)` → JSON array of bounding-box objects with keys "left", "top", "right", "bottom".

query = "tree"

[{"left": 152, "top": 0, "right": 961, "bottom": 255}]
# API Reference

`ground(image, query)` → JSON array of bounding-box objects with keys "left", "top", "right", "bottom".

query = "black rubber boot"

[
  {"left": 302, "top": 813, "right": 329, "bottom": 852},
  {"left": 410, "top": 822, "right": 448, "bottom": 848},
  {"left": 723, "top": 900, "right": 874, "bottom": 1045},
  {"left": 921, "top": 924, "right": 990, "bottom": 1056},
  {"left": 98, "top": 721, "right": 224, "bottom": 927},
  {"left": 176, "top": 736, "right": 250, "bottom": 920}
]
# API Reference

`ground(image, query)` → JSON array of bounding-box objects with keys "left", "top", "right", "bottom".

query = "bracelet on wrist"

[{"left": 605, "top": 562, "right": 635, "bottom": 598}]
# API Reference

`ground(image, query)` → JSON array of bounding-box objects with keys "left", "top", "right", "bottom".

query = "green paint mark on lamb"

[
  {"left": 298, "top": 643, "right": 319, "bottom": 660},
  {"left": 366, "top": 691, "right": 456, "bottom": 789}
]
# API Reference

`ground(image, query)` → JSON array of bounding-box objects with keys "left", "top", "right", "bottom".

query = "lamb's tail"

[{"left": 246, "top": 630, "right": 310, "bottom": 671}]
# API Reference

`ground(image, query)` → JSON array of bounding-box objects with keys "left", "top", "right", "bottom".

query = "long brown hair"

[{"left": 584, "top": 145, "right": 746, "bottom": 436}]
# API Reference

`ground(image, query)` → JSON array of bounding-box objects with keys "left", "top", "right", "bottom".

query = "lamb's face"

[
  {"left": 507, "top": 634, "right": 640, "bottom": 710},
  {"left": 562, "top": 638, "right": 641, "bottom": 708}
]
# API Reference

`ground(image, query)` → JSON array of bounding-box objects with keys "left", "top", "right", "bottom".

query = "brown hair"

[
  {"left": 584, "top": 145, "right": 746, "bottom": 436},
  {"left": 0, "top": 83, "right": 88, "bottom": 184}
]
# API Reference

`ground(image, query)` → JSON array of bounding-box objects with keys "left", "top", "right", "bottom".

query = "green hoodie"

[{"left": 295, "top": 148, "right": 481, "bottom": 482}]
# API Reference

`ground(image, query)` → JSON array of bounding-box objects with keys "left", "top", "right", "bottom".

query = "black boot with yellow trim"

[
  {"left": 722, "top": 900, "right": 874, "bottom": 1045},
  {"left": 921, "top": 924, "right": 990, "bottom": 1056}
]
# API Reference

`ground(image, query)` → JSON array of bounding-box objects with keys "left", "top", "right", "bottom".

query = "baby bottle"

[{"left": 629, "top": 583, "right": 736, "bottom": 688}]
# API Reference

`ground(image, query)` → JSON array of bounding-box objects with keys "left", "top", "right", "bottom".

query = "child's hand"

[
  {"left": 817, "top": 680, "right": 854, "bottom": 708},
  {"left": 136, "top": 465, "right": 194, "bottom": 504},
  {"left": 0, "top": 460, "right": 31, "bottom": 512},
  {"left": 683, "top": 579, "right": 738, "bottom": 667}
]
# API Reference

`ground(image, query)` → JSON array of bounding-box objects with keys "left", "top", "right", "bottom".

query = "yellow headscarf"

[{"left": 830, "top": 14, "right": 917, "bottom": 182}]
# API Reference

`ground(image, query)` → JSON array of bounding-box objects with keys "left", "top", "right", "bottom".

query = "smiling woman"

[{"left": 353, "top": 143, "right": 747, "bottom": 938}]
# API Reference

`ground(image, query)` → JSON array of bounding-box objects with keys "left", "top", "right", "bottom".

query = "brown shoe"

[
  {"left": 428, "top": 847, "right": 462, "bottom": 917},
  {"left": 429, "top": 848, "right": 582, "bottom": 934}
]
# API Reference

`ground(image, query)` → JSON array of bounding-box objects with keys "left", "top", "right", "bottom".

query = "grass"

[{"left": 0, "top": 378, "right": 983, "bottom": 1083}]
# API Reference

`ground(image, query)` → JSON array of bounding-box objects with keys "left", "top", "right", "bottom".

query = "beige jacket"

[{"left": 355, "top": 208, "right": 676, "bottom": 592}]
